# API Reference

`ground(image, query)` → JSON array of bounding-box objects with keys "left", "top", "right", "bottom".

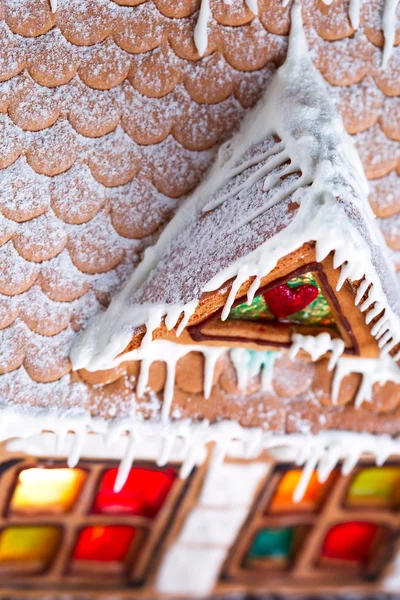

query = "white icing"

[
  {"left": 290, "top": 332, "right": 345, "bottom": 370},
  {"left": 348, "top": 0, "right": 362, "bottom": 29},
  {"left": 230, "top": 348, "right": 280, "bottom": 391},
  {"left": 194, "top": 0, "right": 211, "bottom": 57},
  {"left": 245, "top": 0, "right": 258, "bottom": 15},
  {"left": 156, "top": 545, "right": 226, "bottom": 596},
  {"left": 156, "top": 461, "right": 267, "bottom": 595},
  {"left": 332, "top": 353, "right": 400, "bottom": 407},
  {"left": 123, "top": 340, "right": 226, "bottom": 422},
  {"left": 382, "top": 0, "right": 400, "bottom": 68},
  {"left": 49, "top": 0, "right": 57, "bottom": 12},
  {"left": 2, "top": 403, "right": 400, "bottom": 496},
  {"left": 71, "top": 2, "right": 400, "bottom": 374}
]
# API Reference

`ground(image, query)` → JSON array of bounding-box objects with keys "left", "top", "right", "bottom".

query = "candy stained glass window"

[
  {"left": 0, "top": 526, "right": 61, "bottom": 566},
  {"left": 91, "top": 467, "right": 177, "bottom": 517},
  {"left": 346, "top": 467, "right": 400, "bottom": 509},
  {"left": 245, "top": 526, "right": 307, "bottom": 569},
  {"left": 228, "top": 272, "right": 336, "bottom": 328},
  {"left": 320, "top": 522, "right": 379, "bottom": 565},
  {"left": 269, "top": 469, "right": 339, "bottom": 513},
  {"left": 72, "top": 526, "right": 137, "bottom": 563},
  {"left": 9, "top": 468, "right": 87, "bottom": 515}
]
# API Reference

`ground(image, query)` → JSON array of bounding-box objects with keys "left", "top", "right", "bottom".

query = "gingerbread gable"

[{"left": 71, "top": 3, "right": 400, "bottom": 374}]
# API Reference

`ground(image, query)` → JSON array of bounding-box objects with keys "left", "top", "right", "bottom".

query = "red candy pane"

[
  {"left": 92, "top": 467, "right": 176, "bottom": 518},
  {"left": 263, "top": 283, "right": 319, "bottom": 318},
  {"left": 321, "top": 522, "right": 379, "bottom": 564},
  {"left": 72, "top": 526, "right": 136, "bottom": 562}
]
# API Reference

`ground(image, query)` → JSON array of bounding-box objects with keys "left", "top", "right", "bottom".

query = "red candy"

[
  {"left": 91, "top": 467, "right": 176, "bottom": 518},
  {"left": 263, "top": 283, "right": 319, "bottom": 318}
]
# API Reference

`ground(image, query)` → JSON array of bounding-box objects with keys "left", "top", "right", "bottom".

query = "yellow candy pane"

[
  {"left": 10, "top": 468, "right": 87, "bottom": 514},
  {"left": 0, "top": 526, "right": 61, "bottom": 562},
  {"left": 347, "top": 467, "right": 400, "bottom": 508}
]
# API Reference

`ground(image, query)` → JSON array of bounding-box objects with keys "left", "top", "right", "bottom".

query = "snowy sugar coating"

[
  {"left": 71, "top": 3, "right": 400, "bottom": 373},
  {"left": 193, "top": 0, "right": 399, "bottom": 67},
  {"left": 290, "top": 332, "right": 345, "bottom": 371}
]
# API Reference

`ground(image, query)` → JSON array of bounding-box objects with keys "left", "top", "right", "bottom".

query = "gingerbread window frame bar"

[
  {"left": 221, "top": 459, "right": 399, "bottom": 595},
  {"left": 0, "top": 457, "right": 199, "bottom": 591}
]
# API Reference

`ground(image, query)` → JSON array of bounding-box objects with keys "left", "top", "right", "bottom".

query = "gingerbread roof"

[
  {"left": 0, "top": 0, "right": 400, "bottom": 442},
  {"left": 71, "top": 1, "right": 400, "bottom": 370}
]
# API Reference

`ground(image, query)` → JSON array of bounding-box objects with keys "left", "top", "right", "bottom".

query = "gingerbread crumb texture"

[{"left": 0, "top": 0, "right": 399, "bottom": 428}]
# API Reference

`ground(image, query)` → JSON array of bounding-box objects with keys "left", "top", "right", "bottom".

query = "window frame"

[{"left": 0, "top": 457, "right": 199, "bottom": 590}]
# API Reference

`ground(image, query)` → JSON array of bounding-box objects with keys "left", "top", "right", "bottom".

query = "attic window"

[
  {"left": 228, "top": 272, "right": 335, "bottom": 328},
  {"left": 189, "top": 263, "right": 356, "bottom": 352}
]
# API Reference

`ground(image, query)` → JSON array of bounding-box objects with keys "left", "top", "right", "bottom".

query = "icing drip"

[
  {"left": 348, "top": 0, "right": 362, "bottom": 29},
  {"left": 332, "top": 354, "right": 400, "bottom": 408},
  {"left": 194, "top": 0, "right": 211, "bottom": 57},
  {"left": 71, "top": 2, "right": 400, "bottom": 374},
  {"left": 3, "top": 407, "right": 400, "bottom": 500},
  {"left": 230, "top": 348, "right": 280, "bottom": 391},
  {"left": 49, "top": 0, "right": 57, "bottom": 12},
  {"left": 382, "top": 0, "right": 400, "bottom": 68},
  {"left": 127, "top": 340, "right": 227, "bottom": 421},
  {"left": 290, "top": 332, "right": 345, "bottom": 370}
]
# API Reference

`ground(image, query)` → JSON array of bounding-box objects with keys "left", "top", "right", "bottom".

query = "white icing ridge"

[
  {"left": 71, "top": 2, "right": 400, "bottom": 374},
  {"left": 332, "top": 353, "right": 400, "bottom": 408},
  {"left": 2, "top": 404, "right": 400, "bottom": 496},
  {"left": 290, "top": 332, "right": 345, "bottom": 370}
]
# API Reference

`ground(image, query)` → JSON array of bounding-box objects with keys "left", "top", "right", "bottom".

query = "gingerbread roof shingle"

[{"left": 0, "top": 0, "right": 399, "bottom": 438}]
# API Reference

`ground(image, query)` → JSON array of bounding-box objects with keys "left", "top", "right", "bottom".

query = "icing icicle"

[
  {"left": 194, "top": 0, "right": 211, "bottom": 57},
  {"left": 290, "top": 332, "right": 345, "bottom": 370},
  {"left": 348, "top": 0, "right": 362, "bottom": 29},
  {"left": 3, "top": 405, "right": 400, "bottom": 500},
  {"left": 332, "top": 354, "right": 400, "bottom": 408},
  {"left": 133, "top": 340, "right": 227, "bottom": 419},
  {"left": 382, "top": 0, "right": 400, "bottom": 68},
  {"left": 49, "top": 0, "right": 57, "bottom": 12},
  {"left": 230, "top": 348, "right": 280, "bottom": 391}
]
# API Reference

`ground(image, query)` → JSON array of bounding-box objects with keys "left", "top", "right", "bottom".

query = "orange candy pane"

[
  {"left": 269, "top": 469, "right": 337, "bottom": 513},
  {"left": 0, "top": 526, "right": 61, "bottom": 563},
  {"left": 10, "top": 468, "right": 87, "bottom": 515}
]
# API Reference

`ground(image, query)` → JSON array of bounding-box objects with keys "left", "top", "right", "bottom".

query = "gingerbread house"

[{"left": 0, "top": 0, "right": 399, "bottom": 597}]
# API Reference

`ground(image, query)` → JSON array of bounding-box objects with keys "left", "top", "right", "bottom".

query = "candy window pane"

[
  {"left": 269, "top": 469, "right": 339, "bottom": 513},
  {"left": 228, "top": 272, "right": 336, "bottom": 328},
  {"left": 346, "top": 467, "right": 400, "bottom": 509},
  {"left": 0, "top": 526, "right": 61, "bottom": 571},
  {"left": 9, "top": 468, "right": 87, "bottom": 515},
  {"left": 321, "top": 522, "right": 379, "bottom": 565},
  {"left": 72, "top": 525, "right": 137, "bottom": 563},
  {"left": 245, "top": 526, "right": 307, "bottom": 570},
  {"left": 91, "top": 467, "right": 177, "bottom": 517}
]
